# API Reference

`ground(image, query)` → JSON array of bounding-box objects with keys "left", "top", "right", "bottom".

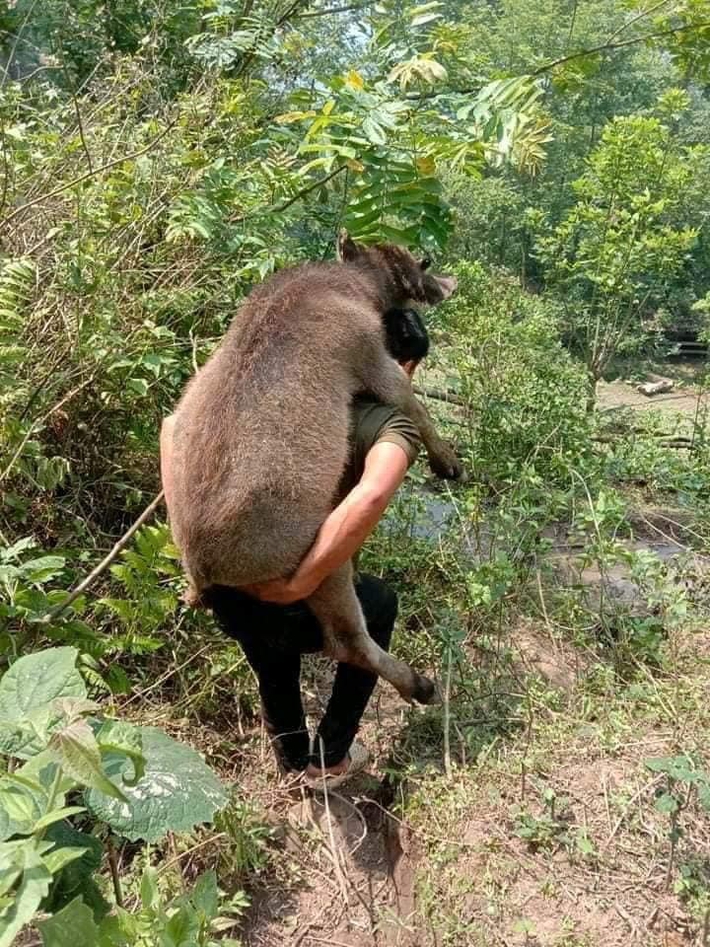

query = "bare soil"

[{"left": 597, "top": 379, "right": 706, "bottom": 416}]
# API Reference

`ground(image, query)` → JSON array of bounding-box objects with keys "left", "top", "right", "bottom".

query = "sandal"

[{"left": 305, "top": 741, "right": 370, "bottom": 791}]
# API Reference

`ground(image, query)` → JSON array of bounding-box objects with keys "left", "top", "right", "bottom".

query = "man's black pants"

[{"left": 205, "top": 575, "right": 397, "bottom": 771}]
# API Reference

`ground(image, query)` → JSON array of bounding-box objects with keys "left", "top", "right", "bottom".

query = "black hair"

[{"left": 383, "top": 307, "right": 430, "bottom": 364}]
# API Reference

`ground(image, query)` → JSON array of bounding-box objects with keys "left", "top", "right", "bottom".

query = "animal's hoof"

[
  {"left": 429, "top": 448, "right": 464, "bottom": 481},
  {"left": 411, "top": 674, "right": 441, "bottom": 705}
]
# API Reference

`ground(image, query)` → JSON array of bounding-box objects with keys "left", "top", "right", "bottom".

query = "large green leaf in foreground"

[
  {"left": 0, "top": 647, "right": 86, "bottom": 757},
  {"left": 0, "top": 647, "right": 85, "bottom": 720},
  {"left": 85, "top": 727, "right": 227, "bottom": 842},
  {"left": 37, "top": 895, "right": 99, "bottom": 947}
]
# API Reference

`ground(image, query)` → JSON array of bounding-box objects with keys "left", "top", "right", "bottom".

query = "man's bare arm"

[
  {"left": 245, "top": 441, "right": 409, "bottom": 604},
  {"left": 160, "top": 414, "right": 410, "bottom": 606}
]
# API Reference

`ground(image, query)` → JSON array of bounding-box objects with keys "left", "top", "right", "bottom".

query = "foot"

[
  {"left": 305, "top": 741, "right": 370, "bottom": 790},
  {"left": 428, "top": 444, "right": 464, "bottom": 480},
  {"left": 305, "top": 756, "right": 349, "bottom": 780}
]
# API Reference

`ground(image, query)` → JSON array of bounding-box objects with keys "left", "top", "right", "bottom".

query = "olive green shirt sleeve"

[
  {"left": 361, "top": 403, "right": 421, "bottom": 467},
  {"left": 343, "top": 400, "right": 421, "bottom": 496}
]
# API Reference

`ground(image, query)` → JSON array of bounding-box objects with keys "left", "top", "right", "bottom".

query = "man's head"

[
  {"left": 383, "top": 307, "right": 429, "bottom": 379},
  {"left": 336, "top": 230, "right": 457, "bottom": 308}
]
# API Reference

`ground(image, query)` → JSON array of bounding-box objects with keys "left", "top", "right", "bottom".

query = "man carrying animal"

[
  {"left": 161, "top": 309, "right": 431, "bottom": 787},
  {"left": 162, "top": 234, "right": 461, "bottom": 786}
]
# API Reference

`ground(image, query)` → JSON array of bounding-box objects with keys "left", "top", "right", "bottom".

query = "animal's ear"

[{"left": 336, "top": 229, "right": 362, "bottom": 262}]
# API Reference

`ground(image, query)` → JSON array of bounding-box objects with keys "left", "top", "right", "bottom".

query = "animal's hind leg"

[{"left": 305, "top": 562, "right": 438, "bottom": 705}]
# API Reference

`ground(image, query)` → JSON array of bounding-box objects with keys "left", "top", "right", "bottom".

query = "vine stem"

[
  {"left": 106, "top": 836, "right": 123, "bottom": 906},
  {"left": 443, "top": 643, "right": 452, "bottom": 778}
]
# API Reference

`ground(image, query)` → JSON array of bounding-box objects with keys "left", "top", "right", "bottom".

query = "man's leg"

[
  {"left": 309, "top": 574, "right": 397, "bottom": 769},
  {"left": 205, "top": 586, "right": 321, "bottom": 772}
]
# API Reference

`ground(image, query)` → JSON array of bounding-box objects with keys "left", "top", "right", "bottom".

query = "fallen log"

[{"left": 637, "top": 378, "right": 674, "bottom": 397}]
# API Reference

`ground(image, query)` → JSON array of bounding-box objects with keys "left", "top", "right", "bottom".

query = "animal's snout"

[{"left": 435, "top": 274, "right": 457, "bottom": 299}]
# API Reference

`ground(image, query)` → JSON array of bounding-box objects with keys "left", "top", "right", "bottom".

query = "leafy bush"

[
  {"left": 440, "top": 261, "right": 593, "bottom": 486},
  {"left": 37, "top": 868, "right": 247, "bottom": 947},
  {"left": 0, "top": 523, "right": 185, "bottom": 685},
  {"left": 535, "top": 108, "right": 701, "bottom": 388},
  {"left": 0, "top": 647, "right": 228, "bottom": 943}
]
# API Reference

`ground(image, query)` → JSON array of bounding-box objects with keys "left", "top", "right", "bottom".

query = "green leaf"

[
  {"left": 0, "top": 753, "right": 76, "bottom": 839},
  {"left": 0, "top": 537, "right": 36, "bottom": 562},
  {"left": 654, "top": 792, "right": 680, "bottom": 815},
  {"left": 99, "top": 907, "right": 139, "bottom": 944},
  {"left": 575, "top": 831, "right": 596, "bottom": 856},
  {"left": 33, "top": 806, "right": 86, "bottom": 834},
  {"left": 85, "top": 727, "right": 227, "bottom": 843},
  {"left": 0, "top": 842, "right": 24, "bottom": 897},
  {"left": 51, "top": 720, "right": 127, "bottom": 802},
  {"left": 95, "top": 721, "right": 145, "bottom": 787},
  {"left": 38, "top": 895, "right": 99, "bottom": 947},
  {"left": 645, "top": 756, "right": 696, "bottom": 782},
  {"left": 43, "top": 845, "right": 87, "bottom": 875},
  {"left": 139, "top": 866, "right": 160, "bottom": 913},
  {"left": 19, "top": 751, "right": 74, "bottom": 798},
  {"left": 0, "top": 782, "right": 41, "bottom": 828},
  {"left": 191, "top": 870, "right": 219, "bottom": 919},
  {"left": 43, "top": 823, "right": 107, "bottom": 920},
  {"left": 164, "top": 904, "right": 197, "bottom": 944},
  {"left": 362, "top": 116, "right": 387, "bottom": 146},
  {"left": 0, "top": 841, "right": 53, "bottom": 947},
  {"left": 23, "top": 557, "right": 66, "bottom": 584},
  {"left": 0, "top": 648, "right": 86, "bottom": 757},
  {"left": 410, "top": 11, "right": 442, "bottom": 26},
  {"left": 126, "top": 377, "right": 149, "bottom": 397}
]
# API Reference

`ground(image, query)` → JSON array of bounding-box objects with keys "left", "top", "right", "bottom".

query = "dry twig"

[{"left": 44, "top": 491, "right": 165, "bottom": 622}]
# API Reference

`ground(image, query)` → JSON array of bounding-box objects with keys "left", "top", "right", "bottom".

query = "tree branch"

[
  {"left": 1, "top": 119, "right": 176, "bottom": 229},
  {"left": 296, "top": 2, "right": 370, "bottom": 17},
  {"left": 603, "top": 0, "right": 672, "bottom": 46},
  {"left": 44, "top": 491, "right": 165, "bottom": 622},
  {"left": 406, "top": 20, "right": 710, "bottom": 101},
  {"left": 233, "top": 164, "right": 346, "bottom": 222},
  {"left": 530, "top": 20, "right": 710, "bottom": 76}
]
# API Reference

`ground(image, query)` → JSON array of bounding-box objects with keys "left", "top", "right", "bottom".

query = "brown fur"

[{"left": 169, "top": 233, "right": 461, "bottom": 704}]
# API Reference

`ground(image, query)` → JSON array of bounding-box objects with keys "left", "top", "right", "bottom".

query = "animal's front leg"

[
  {"left": 363, "top": 353, "right": 463, "bottom": 480},
  {"left": 401, "top": 389, "right": 462, "bottom": 480}
]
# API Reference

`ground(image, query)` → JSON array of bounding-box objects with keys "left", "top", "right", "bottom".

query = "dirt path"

[
  {"left": 597, "top": 379, "right": 706, "bottom": 415},
  {"left": 241, "top": 675, "right": 425, "bottom": 947}
]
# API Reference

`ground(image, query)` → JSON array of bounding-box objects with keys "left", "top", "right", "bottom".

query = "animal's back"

[{"left": 170, "top": 263, "right": 376, "bottom": 590}]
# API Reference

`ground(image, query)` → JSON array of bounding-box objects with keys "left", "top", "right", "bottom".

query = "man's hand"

[{"left": 242, "top": 574, "right": 318, "bottom": 605}]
